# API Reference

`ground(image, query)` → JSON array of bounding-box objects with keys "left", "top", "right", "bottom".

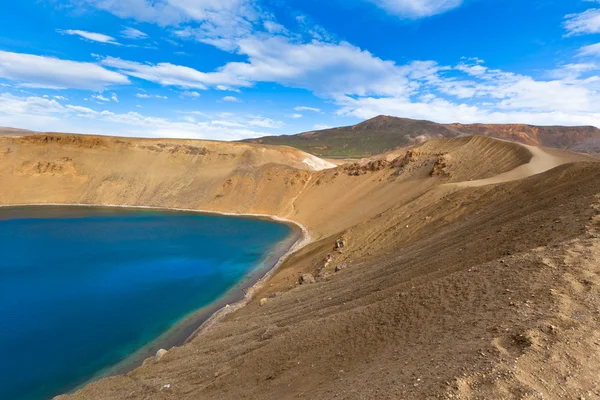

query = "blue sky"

[{"left": 1, "top": 0, "right": 600, "bottom": 140}]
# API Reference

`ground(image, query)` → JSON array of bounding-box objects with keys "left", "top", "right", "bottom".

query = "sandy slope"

[
  {"left": 1, "top": 133, "right": 600, "bottom": 399},
  {"left": 454, "top": 143, "right": 592, "bottom": 187}
]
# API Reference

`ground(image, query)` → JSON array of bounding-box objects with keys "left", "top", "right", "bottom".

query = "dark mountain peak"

[{"left": 355, "top": 115, "right": 414, "bottom": 128}]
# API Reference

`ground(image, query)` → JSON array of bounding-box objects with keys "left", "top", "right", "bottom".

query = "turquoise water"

[{"left": 0, "top": 206, "right": 294, "bottom": 400}]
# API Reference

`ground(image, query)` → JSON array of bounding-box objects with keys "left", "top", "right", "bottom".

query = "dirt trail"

[{"left": 454, "top": 144, "right": 568, "bottom": 187}]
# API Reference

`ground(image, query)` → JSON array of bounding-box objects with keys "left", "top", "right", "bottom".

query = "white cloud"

[
  {"left": 182, "top": 91, "right": 201, "bottom": 97},
  {"left": 73, "top": 0, "right": 255, "bottom": 26},
  {"left": 66, "top": 105, "right": 100, "bottom": 115},
  {"left": 121, "top": 27, "right": 148, "bottom": 39},
  {"left": 0, "top": 93, "right": 66, "bottom": 115},
  {"left": 548, "top": 63, "right": 599, "bottom": 80},
  {"left": 101, "top": 56, "right": 250, "bottom": 89},
  {"left": 58, "top": 29, "right": 120, "bottom": 45},
  {"left": 248, "top": 117, "right": 284, "bottom": 128},
  {"left": 136, "top": 35, "right": 429, "bottom": 101},
  {"left": 295, "top": 106, "right": 321, "bottom": 113},
  {"left": 290, "top": 113, "right": 303, "bottom": 118},
  {"left": 264, "top": 21, "right": 286, "bottom": 34},
  {"left": 216, "top": 84, "right": 240, "bottom": 92},
  {"left": 211, "top": 120, "right": 246, "bottom": 127},
  {"left": 220, "top": 36, "right": 417, "bottom": 98},
  {"left": 92, "top": 94, "right": 111, "bottom": 102},
  {"left": 111, "top": 93, "right": 119, "bottom": 103},
  {"left": 0, "top": 51, "right": 129, "bottom": 90},
  {"left": 578, "top": 42, "right": 600, "bottom": 57},
  {"left": 136, "top": 93, "right": 168, "bottom": 100},
  {"left": 314, "top": 124, "right": 333, "bottom": 130},
  {"left": 222, "top": 95, "right": 241, "bottom": 102},
  {"left": 564, "top": 7, "right": 600, "bottom": 36},
  {"left": 366, "top": 0, "right": 463, "bottom": 18},
  {"left": 73, "top": 0, "right": 260, "bottom": 51}
]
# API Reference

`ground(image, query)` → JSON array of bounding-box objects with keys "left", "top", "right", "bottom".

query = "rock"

[
  {"left": 259, "top": 298, "right": 268, "bottom": 306},
  {"left": 155, "top": 349, "right": 168, "bottom": 361},
  {"left": 299, "top": 273, "right": 316, "bottom": 285},
  {"left": 335, "top": 264, "right": 347, "bottom": 272},
  {"left": 334, "top": 238, "right": 346, "bottom": 249}
]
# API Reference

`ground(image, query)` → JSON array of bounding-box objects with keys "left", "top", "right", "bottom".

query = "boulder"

[
  {"left": 155, "top": 349, "right": 168, "bottom": 361},
  {"left": 299, "top": 273, "right": 316, "bottom": 285}
]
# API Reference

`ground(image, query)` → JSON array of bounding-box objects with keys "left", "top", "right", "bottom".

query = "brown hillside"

[
  {"left": 244, "top": 115, "right": 600, "bottom": 158},
  {"left": 0, "top": 127, "right": 35, "bottom": 136},
  {"left": 1, "top": 133, "right": 600, "bottom": 399}
]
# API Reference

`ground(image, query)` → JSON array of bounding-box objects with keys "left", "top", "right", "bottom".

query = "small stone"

[
  {"left": 335, "top": 264, "right": 347, "bottom": 273},
  {"left": 155, "top": 349, "right": 168, "bottom": 361},
  {"left": 260, "top": 298, "right": 268, "bottom": 306}
]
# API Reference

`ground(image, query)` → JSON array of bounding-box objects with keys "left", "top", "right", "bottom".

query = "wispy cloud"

[
  {"left": 58, "top": 29, "right": 121, "bottom": 45},
  {"left": 0, "top": 50, "right": 129, "bottom": 90},
  {"left": 295, "top": 106, "right": 322, "bottom": 113},
  {"left": 578, "top": 42, "right": 600, "bottom": 57},
  {"left": 366, "top": 0, "right": 463, "bottom": 18},
  {"left": 222, "top": 95, "right": 241, "bottom": 102},
  {"left": 101, "top": 56, "right": 249, "bottom": 89},
  {"left": 91, "top": 94, "right": 110, "bottom": 102},
  {"left": 248, "top": 117, "right": 284, "bottom": 128},
  {"left": 564, "top": 7, "right": 600, "bottom": 36},
  {"left": 121, "top": 27, "right": 148, "bottom": 39},
  {"left": 136, "top": 93, "right": 168, "bottom": 99}
]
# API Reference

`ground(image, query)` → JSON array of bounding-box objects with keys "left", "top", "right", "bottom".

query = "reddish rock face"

[{"left": 450, "top": 123, "right": 600, "bottom": 151}]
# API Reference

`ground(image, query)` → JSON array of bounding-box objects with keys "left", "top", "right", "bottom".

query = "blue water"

[{"left": 0, "top": 206, "right": 294, "bottom": 400}]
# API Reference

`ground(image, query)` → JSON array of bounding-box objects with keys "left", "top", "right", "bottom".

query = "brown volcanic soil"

[{"left": 1, "top": 133, "right": 600, "bottom": 399}]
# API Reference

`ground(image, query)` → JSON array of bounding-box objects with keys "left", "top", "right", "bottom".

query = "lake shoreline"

[{"left": 0, "top": 203, "right": 310, "bottom": 396}]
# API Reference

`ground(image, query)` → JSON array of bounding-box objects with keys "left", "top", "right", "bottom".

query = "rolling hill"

[{"left": 244, "top": 115, "right": 600, "bottom": 157}]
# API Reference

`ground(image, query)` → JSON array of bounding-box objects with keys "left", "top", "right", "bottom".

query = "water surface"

[{"left": 0, "top": 206, "right": 294, "bottom": 400}]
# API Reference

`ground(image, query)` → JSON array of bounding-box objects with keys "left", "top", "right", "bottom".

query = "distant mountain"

[
  {"left": 0, "top": 127, "right": 35, "bottom": 136},
  {"left": 244, "top": 115, "right": 600, "bottom": 157}
]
